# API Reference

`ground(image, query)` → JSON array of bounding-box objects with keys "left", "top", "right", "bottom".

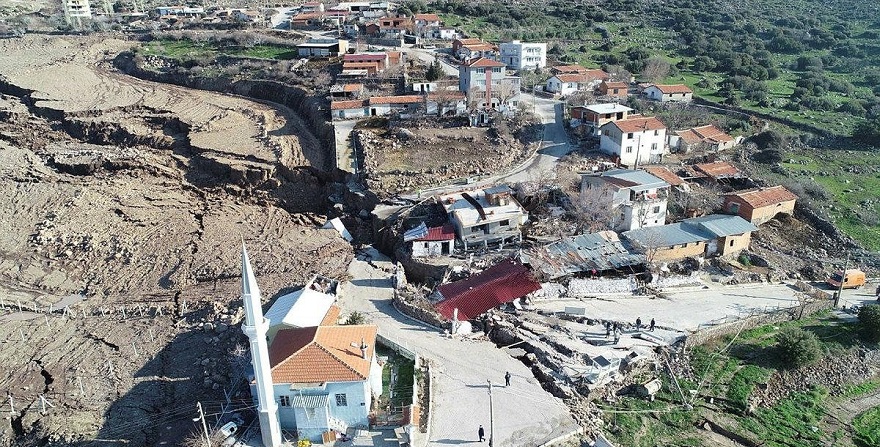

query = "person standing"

[
  {"left": 478, "top": 425, "right": 485, "bottom": 442},
  {"left": 635, "top": 317, "right": 642, "bottom": 330},
  {"left": 650, "top": 318, "right": 656, "bottom": 331},
  {"left": 505, "top": 371, "right": 511, "bottom": 387},
  {"left": 875, "top": 284, "right": 880, "bottom": 301}
]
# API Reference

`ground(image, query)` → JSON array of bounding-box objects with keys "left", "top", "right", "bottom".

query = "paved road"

[{"left": 339, "top": 248, "right": 580, "bottom": 447}]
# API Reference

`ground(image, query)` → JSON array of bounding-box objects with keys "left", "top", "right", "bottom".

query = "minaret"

[{"left": 240, "top": 245, "right": 282, "bottom": 447}]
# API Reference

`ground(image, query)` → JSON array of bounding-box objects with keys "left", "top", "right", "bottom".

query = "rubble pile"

[
  {"left": 568, "top": 277, "right": 638, "bottom": 296},
  {"left": 755, "top": 348, "right": 880, "bottom": 408}
]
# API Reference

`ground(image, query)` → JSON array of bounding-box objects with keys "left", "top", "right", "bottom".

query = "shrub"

[
  {"left": 859, "top": 304, "right": 880, "bottom": 343},
  {"left": 775, "top": 326, "right": 821, "bottom": 368},
  {"left": 344, "top": 311, "right": 366, "bottom": 325}
]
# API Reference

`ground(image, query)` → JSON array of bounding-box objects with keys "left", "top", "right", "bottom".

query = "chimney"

[{"left": 360, "top": 337, "right": 368, "bottom": 359}]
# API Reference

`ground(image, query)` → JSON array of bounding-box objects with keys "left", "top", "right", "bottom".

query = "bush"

[
  {"left": 344, "top": 311, "right": 366, "bottom": 325},
  {"left": 859, "top": 304, "right": 880, "bottom": 343},
  {"left": 775, "top": 326, "right": 821, "bottom": 368}
]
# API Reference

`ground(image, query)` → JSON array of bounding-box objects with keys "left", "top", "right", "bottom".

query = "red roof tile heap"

[
  {"left": 269, "top": 325, "right": 377, "bottom": 383},
  {"left": 435, "top": 259, "right": 540, "bottom": 320}
]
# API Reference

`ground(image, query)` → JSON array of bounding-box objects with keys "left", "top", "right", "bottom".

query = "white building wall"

[
  {"left": 499, "top": 41, "right": 546, "bottom": 71},
  {"left": 600, "top": 127, "right": 668, "bottom": 166}
]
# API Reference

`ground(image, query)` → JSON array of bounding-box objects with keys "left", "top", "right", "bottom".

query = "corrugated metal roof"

[
  {"left": 622, "top": 223, "right": 710, "bottom": 248},
  {"left": 527, "top": 231, "right": 645, "bottom": 279},
  {"left": 435, "top": 259, "right": 540, "bottom": 320},
  {"left": 683, "top": 214, "right": 758, "bottom": 237}
]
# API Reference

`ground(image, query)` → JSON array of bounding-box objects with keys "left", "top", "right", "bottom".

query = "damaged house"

[
  {"left": 438, "top": 185, "right": 528, "bottom": 251},
  {"left": 525, "top": 231, "right": 646, "bottom": 280},
  {"left": 433, "top": 258, "right": 541, "bottom": 320},
  {"left": 580, "top": 169, "right": 670, "bottom": 232}
]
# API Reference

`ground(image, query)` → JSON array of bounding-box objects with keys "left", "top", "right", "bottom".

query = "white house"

[
  {"left": 438, "top": 27, "right": 458, "bottom": 40},
  {"left": 499, "top": 40, "right": 547, "bottom": 71},
  {"left": 426, "top": 91, "right": 467, "bottom": 116},
  {"left": 644, "top": 84, "right": 693, "bottom": 102},
  {"left": 458, "top": 57, "right": 521, "bottom": 112},
  {"left": 268, "top": 325, "right": 382, "bottom": 443},
  {"left": 413, "top": 13, "right": 442, "bottom": 38},
  {"left": 599, "top": 115, "right": 668, "bottom": 167},
  {"left": 405, "top": 222, "right": 456, "bottom": 257},
  {"left": 545, "top": 71, "right": 608, "bottom": 96},
  {"left": 580, "top": 169, "right": 670, "bottom": 232}
]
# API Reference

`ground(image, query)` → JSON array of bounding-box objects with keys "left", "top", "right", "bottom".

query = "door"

[{"left": 706, "top": 239, "right": 718, "bottom": 256}]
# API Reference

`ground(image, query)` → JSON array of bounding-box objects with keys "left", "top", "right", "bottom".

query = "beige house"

[
  {"left": 622, "top": 214, "right": 758, "bottom": 262},
  {"left": 723, "top": 186, "right": 798, "bottom": 225}
]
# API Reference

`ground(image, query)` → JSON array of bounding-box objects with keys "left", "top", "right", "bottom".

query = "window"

[
  {"left": 499, "top": 219, "right": 510, "bottom": 226},
  {"left": 652, "top": 206, "right": 660, "bottom": 213},
  {"left": 280, "top": 396, "right": 291, "bottom": 407},
  {"left": 651, "top": 143, "right": 658, "bottom": 151},
  {"left": 729, "top": 203, "right": 740, "bottom": 213},
  {"left": 625, "top": 146, "right": 633, "bottom": 153},
  {"left": 492, "top": 67, "right": 502, "bottom": 73},
  {"left": 729, "top": 240, "right": 735, "bottom": 247},
  {"left": 654, "top": 130, "right": 659, "bottom": 136},
  {"left": 627, "top": 132, "right": 634, "bottom": 139},
  {"left": 335, "top": 393, "right": 348, "bottom": 406},
  {"left": 476, "top": 68, "right": 485, "bottom": 74}
]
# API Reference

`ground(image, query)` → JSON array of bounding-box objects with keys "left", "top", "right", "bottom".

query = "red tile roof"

[
  {"left": 462, "top": 43, "right": 497, "bottom": 52},
  {"left": 454, "top": 38, "right": 483, "bottom": 46},
  {"left": 694, "top": 161, "right": 741, "bottom": 179},
  {"left": 651, "top": 84, "right": 693, "bottom": 94},
  {"left": 602, "top": 81, "right": 629, "bottom": 89},
  {"left": 427, "top": 91, "right": 466, "bottom": 101},
  {"left": 461, "top": 57, "right": 505, "bottom": 68},
  {"left": 321, "top": 305, "right": 341, "bottom": 326},
  {"left": 610, "top": 116, "right": 666, "bottom": 133},
  {"left": 692, "top": 125, "right": 733, "bottom": 143},
  {"left": 330, "top": 100, "right": 365, "bottom": 110},
  {"left": 343, "top": 83, "right": 363, "bottom": 92},
  {"left": 555, "top": 70, "right": 608, "bottom": 83},
  {"left": 435, "top": 259, "right": 540, "bottom": 320},
  {"left": 414, "top": 13, "right": 441, "bottom": 22},
  {"left": 343, "top": 53, "right": 387, "bottom": 62},
  {"left": 416, "top": 223, "right": 456, "bottom": 241},
  {"left": 726, "top": 186, "right": 798, "bottom": 208},
  {"left": 368, "top": 95, "right": 424, "bottom": 105},
  {"left": 552, "top": 64, "right": 589, "bottom": 74},
  {"left": 269, "top": 325, "right": 377, "bottom": 383},
  {"left": 643, "top": 166, "right": 686, "bottom": 186}
]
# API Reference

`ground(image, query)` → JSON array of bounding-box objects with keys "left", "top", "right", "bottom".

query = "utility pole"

[
  {"left": 194, "top": 402, "right": 211, "bottom": 447},
  {"left": 834, "top": 255, "right": 849, "bottom": 308},
  {"left": 487, "top": 379, "right": 495, "bottom": 447}
]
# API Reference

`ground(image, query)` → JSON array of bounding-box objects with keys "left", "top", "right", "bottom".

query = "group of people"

[{"left": 604, "top": 318, "right": 656, "bottom": 344}]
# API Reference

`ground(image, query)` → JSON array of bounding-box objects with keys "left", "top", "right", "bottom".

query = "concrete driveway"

[{"left": 339, "top": 248, "right": 580, "bottom": 447}]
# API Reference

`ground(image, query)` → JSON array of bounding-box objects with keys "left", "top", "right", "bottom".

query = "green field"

[{"left": 605, "top": 311, "right": 878, "bottom": 447}]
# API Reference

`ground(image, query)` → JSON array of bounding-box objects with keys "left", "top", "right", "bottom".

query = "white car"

[{"left": 219, "top": 421, "right": 238, "bottom": 446}]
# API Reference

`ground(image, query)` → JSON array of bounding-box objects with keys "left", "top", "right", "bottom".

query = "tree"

[
  {"left": 425, "top": 59, "right": 444, "bottom": 82},
  {"left": 496, "top": 80, "right": 520, "bottom": 108},
  {"left": 854, "top": 117, "right": 880, "bottom": 145},
  {"left": 641, "top": 57, "right": 671, "bottom": 83},
  {"left": 859, "top": 304, "right": 880, "bottom": 342},
  {"left": 568, "top": 185, "right": 617, "bottom": 233},
  {"left": 567, "top": 90, "right": 596, "bottom": 107},
  {"left": 344, "top": 311, "right": 366, "bottom": 325},
  {"left": 605, "top": 65, "right": 633, "bottom": 83},
  {"left": 775, "top": 326, "right": 821, "bottom": 368}
]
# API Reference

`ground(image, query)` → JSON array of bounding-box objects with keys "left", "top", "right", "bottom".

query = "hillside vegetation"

[{"left": 416, "top": 0, "right": 880, "bottom": 138}]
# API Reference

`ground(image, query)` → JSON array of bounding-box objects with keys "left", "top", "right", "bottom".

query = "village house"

[
  {"left": 290, "top": 11, "right": 324, "bottom": 27},
  {"left": 580, "top": 169, "right": 670, "bottom": 232},
  {"left": 404, "top": 222, "right": 456, "bottom": 257},
  {"left": 367, "top": 95, "right": 424, "bottom": 117},
  {"left": 545, "top": 70, "right": 609, "bottom": 96},
  {"left": 599, "top": 115, "right": 668, "bottom": 167},
  {"left": 550, "top": 64, "right": 592, "bottom": 75},
  {"left": 571, "top": 103, "right": 633, "bottom": 137},
  {"left": 437, "top": 27, "right": 459, "bottom": 40},
  {"left": 499, "top": 40, "right": 547, "bottom": 70},
  {"left": 268, "top": 324, "right": 382, "bottom": 442},
  {"left": 297, "top": 38, "right": 349, "bottom": 57},
  {"left": 426, "top": 90, "right": 467, "bottom": 116},
  {"left": 265, "top": 275, "right": 340, "bottom": 341},
  {"left": 598, "top": 80, "right": 629, "bottom": 99},
  {"left": 693, "top": 161, "right": 743, "bottom": 182},
  {"left": 457, "top": 42, "right": 499, "bottom": 61},
  {"left": 433, "top": 258, "right": 540, "bottom": 320},
  {"left": 458, "top": 57, "right": 521, "bottom": 112},
  {"left": 526, "top": 231, "right": 646, "bottom": 280},
  {"left": 413, "top": 13, "right": 442, "bottom": 38},
  {"left": 378, "top": 15, "right": 411, "bottom": 37},
  {"left": 622, "top": 214, "right": 758, "bottom": 261},
  {"left": 330, "top": 83, "right": 364, "bottom": 99},
  {"left": 669, "top": 124, "right": 738, "bottom": 152},
  {"left": 438, "top": 185, "right": 529, "bottom": 251},
  {"left": 330, "top": 100, "right": 367, "bottom": 120},
  {"left": 723, "top": 186, "right": 798, "bottom": 225},
  {"left": 643, "top": 166, "right": 688, "bottom": 191},
  {"left": 155, "top": 6, "right": 205, "bottom": 17},
  {"left": 644, "top": 84, "right": 693, "bottom": 102},
  {"left": 452, "top": 37, "right": 482, "bottom": 55}
]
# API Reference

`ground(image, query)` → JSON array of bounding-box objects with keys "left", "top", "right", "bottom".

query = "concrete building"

[
  {"left": 599, "top": 116, "right": 668, "bottom": 167},
  {"left": 499, "top": 40, "right": 547, "bottom": 71},
  {"left": 297, "top": 38, "right": 349, "bottom": 57},
  {"left": 458, "top": 57, "right": 521, "bottom": 111},
  {"left": 438, "top": 185, "right": 528, "bottom": 251},
  {"left": 571, "top": 103, "right": 633, "bottom": 137},
  {"left": 64, "top": 0, "right": 92, "bottom": 18},
  {"left": 723, "top": 186, "right": 798, "bottom": 225},
  {"left": 644, "top": 84, "right": 693, "bottom": 102},
  {"left": 580, "top": 169, "right": 670, "bottom": 232},
  {"left": 413, "top": 13, "right": 442, "bottom": 37},
  {"left": 545, "top": 69, "right": 608, "bottom": 95},
  {"left": 405, "top": 223, "right": 456, "bottom": 257},
  {"left": 622, "top": 214, "right": 758, "bottom": 262}
]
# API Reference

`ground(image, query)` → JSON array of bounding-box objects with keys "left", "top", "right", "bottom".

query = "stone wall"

[
  {"left": 685, "top": 299, "right": 833, "bottom": 348},
  {"left": 393, "top": 290, "right": 447, "bottom": 328}
]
